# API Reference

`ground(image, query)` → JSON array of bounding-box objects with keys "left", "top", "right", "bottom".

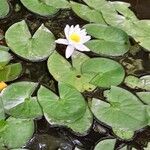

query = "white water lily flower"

[{"left": 55, "top": 25, "right": 91, "bottom": 58}]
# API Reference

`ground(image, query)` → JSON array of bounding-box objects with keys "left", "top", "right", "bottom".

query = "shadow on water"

[{"left": 0, "top": 0, "right": 150, "bottom": 149}]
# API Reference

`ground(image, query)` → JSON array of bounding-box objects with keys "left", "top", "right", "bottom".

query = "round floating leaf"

[
  {"left": 38, "top": 83, "right": 86, "bottom": 123},
  {"left": 81, "top": 58, "right": 125, "bottom": 88},
  {"left": 0, "top": 117, "right": 34, "bottom": 149},
  {"left": 113, "top": 127, "right": 134, "bottom": 140},
  {"left": 5, "top": 20, "right": 56, "bottom": 61},
  {"left": 66, "top": 106, "right": 93, "bottom": 134},
  {"left": 0, "top": 99, "right": 5, "bottom": 120},
  {"left": 0, "top": 63, "right": 22, "bottom": 82},
  {"left": 84, "top": 24, "right": 130, "bottom": 56},
  {"left": 91, "top": 86, "right": 147, "bottom": 131},
  {"left": 38, "top": 83, "right": 93, "bottom": 133},
  {"left": 0, "top": 46, "right": 9, "bottom": 52},
  {"left": 21, "top": 0, "right": 69, "bottom": 17},
  {"left": 8, "top": 97, "right": 43, "bottom": 119},
  {"left": 48, "top": 51, "right": 95, "bottom": 92},
  {"left": 136, "top": 92, "right": 150, "bottom": 105},
  {"left": 71, "top": 1, "right": 105, "bottom": 24},
  {"left": 128, "top": 20, "right": 150, "bottom": 51},
  {"left": 0, "top": 51, "right": 11, "bottom": 67},
  {"left": 125, "top": 75, "right": 150, "bottom": 91},
  {"left": 0, "top": 0, "right": 10, "bottom": 18},
  {"left": 94, "top": 139, "right": 116, "bottom": 150},
  {"left": 110, "top": 1, "right": 138, "bottom": 21},
  {"left": 1, "top": 82, "right": 38, "bottom": 110}
]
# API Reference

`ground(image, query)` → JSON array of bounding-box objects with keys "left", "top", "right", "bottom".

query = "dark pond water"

[{"left": 0, "top": 0, "right": 150, "bottom": 150}]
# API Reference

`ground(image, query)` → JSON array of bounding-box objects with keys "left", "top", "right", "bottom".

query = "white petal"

[
  {"left": 80, "top": 29, "right": 87, "bottom": 36},
  {"left": 75, "top": 44, "right": 90, "bottom": 52},
  {"left": 55, "top": 39, "right": 69, "bottom": 45},
  {"left": 65, "top": 45, "right": 74, "bottom": 58},
  {"left": 74, "top": 25, "right": 80, "bottom": 32},
  {"left": 81, "top": 35, "right": 91, "bottom": 43},
  {"left": 64, "top": 25, "right": 70, "bottom": 39},
  {"left": 69, "top": 25, "right": 75, "bottom": 36}
]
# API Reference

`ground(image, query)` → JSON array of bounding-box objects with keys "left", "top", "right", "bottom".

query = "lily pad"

[
  {"left": 125, "top": 75, "right": 150, "bottom": 91},
  {"left": 21, "top": 0, "right": 69, "bottom": 17},
  {"left": 48, "top": 51, "right": 95, "bottom": 92},
  {"left": 84, "top": 24, "right": 130, "bottom": 56},
  {"left": 113, "top": 127, "right": 134, "bottom": 140},
  {"left": 0, "top": 63, "right": 22, "bottom": 82},
  {"left": 0, "top": 117, "right": 34, "bottom": 149},
  {"left": 81, "top": 58, "right": 125, "bottom": 88},
  {"left": 38, "top": 83, "right": 93, "bottom": 133},
  {"left": 5, "top": 20, "right": 56, "bottom": 61},
  {"left": 0, "top": 45, "right": 10, "bottom": 52},
  {"left": 71, "top": 1, "right": 105, "bottom": 24},
  {"left": 0, "top": 0, "right": 10, "bottom": 18},
  {"left": 1, "top": 82, "right": 42, "bottom": 119},
  {"left": 8, "top": 97, "right": 43, "bottom": 119},
  {"left": 91, "top": 86, "right": 147, "bottom": 131},
  {"left": 1, "top": 81, "right": 38, "bottom": 111},
  {"left": 136, "top": 92, "right": 150, "bottom": 105},
  {"left": 0, "top": 51, "right": 12, "bottom": 67},
  {"left": 0, "top": 99, "right": 5, "bottom": 120},
  {"left": 94, "top": 139, "right": 116, "bottom": 150}
]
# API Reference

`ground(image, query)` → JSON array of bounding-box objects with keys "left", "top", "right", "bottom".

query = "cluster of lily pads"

[{"left": 0, "top": 0, "right": 150, "bottom": 150}]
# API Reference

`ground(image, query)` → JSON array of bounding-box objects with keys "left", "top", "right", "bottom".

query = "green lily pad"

[
  {"left": 84, "top": 24, "right": 130, "bottom": 56},
  {"left": 136, "top": 92, "right": 150, "bottom": 105},
  {"left": 136, "top": 92, "right": 150, "bottom": 125},
  {"left": 5, "top": 20, "right": 56, "bottom": 61},
  {"left": 0, "top": 63, "right": 22, "bottom": 82},
  {"left": 125, "top": 75, "right": 150, "bottom": 91},
  {"left": 1, "top": 82, "right": 42, "bottom": 119},
  {"left": 83, "top": 0, "right": 123, "bottom": 26},
  {"left": 81, "top": 58, "right": 125, "bottom": 88},
  {"left": 113, "top": 127, "right": 134, "bottom": 140},
  {"left": 8, "top": 97, "right": 43, "bottom": 119},
  {"left": 91, "top": 86, "right": 147, "bottom": 131},
  {"left": 71, "top": 1, "right": 105, "bottom": 24},
  {"left": 0, "top": 45, "right": 10, "bottom": 52},
  {"left": 0, "top": 51, "right": 11, "bottom": 67},
  {"left": 21, "top": 0, "right": 69, "bottom": 17},
  {"left": 38, "top": 83, "right": 86, "bottom": 123},
  {"left": 48, "top": 51, "right": 95, "bottom": 92},
  {"left": 38, "top": 83, "right": 93, "bottom": 133},
  {"left": 1, "top": 82, "right": 38, "bottom": 111},
  {"left": 0, "top": 99, "right": 5, "bottom": 120},
  {"left": 0, "top": 117, "right": 34, "bottom": 149},
  {"left": 94, "top": 139, "right": 116, "bottom": 150},
  {"left": 0, "top": 0, "right": 10, "bottom": 18}
]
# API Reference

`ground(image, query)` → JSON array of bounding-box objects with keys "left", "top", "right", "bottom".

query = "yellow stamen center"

[
  {"left": 70, "top": 33, "right": 81, "bottom": 43},
  {"left": 0, "top": 81, "right": 7, "bottom": 91}
]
